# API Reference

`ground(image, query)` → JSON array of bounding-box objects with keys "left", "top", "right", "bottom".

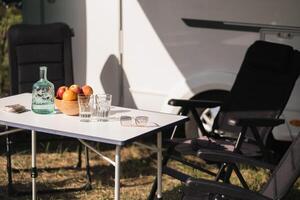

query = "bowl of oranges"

[{"left": 55, "top": 84, "right": 93, "bottom": 116}]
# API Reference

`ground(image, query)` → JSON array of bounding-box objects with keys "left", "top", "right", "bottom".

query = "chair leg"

[
  {"left": 215, "top": 163, "right": 227, "bottom": 182},
  {"left": 148, "top": 176, "right": 158, "bottom": 200},
  {"left": 232, "top": 164, "right": 249, "bottom": 189},
  {"left": 6, "top": 135, "right": 14, "bottom": 195},
  {"left": 84, "top": 146, "right": 92, "bottom": 190},
  {"left": 76, "top": 142, "right": 82, "bottom": 168},
  {"left": 223, "top": 165, "right": 234, "bottom": 184}
]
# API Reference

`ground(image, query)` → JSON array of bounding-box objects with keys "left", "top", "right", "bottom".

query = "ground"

[{"left": 0, "top": 141, "right": 299, "bottom": 200}]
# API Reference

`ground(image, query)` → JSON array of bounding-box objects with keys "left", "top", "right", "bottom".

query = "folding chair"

[
  {"left": 4, "top": 23, "right": 91, "bottom": 194},
  {"left": 149, "top": 40, "right": 300, "bottom": 199},
  {"left": 182, "top": 132, "right": 300, "bottom": 200}
]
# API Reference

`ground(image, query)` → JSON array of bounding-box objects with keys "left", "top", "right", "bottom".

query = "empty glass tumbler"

[
  {"left": 94, "top": 94, "right": 112, "bottom": 122},
  {"left": 78, "top": 94, "right": 93, "bottom": 122},
  {"left": 32, "top": 66, "right": 55, "bottom": 114}
]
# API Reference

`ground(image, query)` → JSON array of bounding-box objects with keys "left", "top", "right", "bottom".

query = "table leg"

[
  {"left": 115, "top": 145, "right": 121, "bottom": 200},
  {"left": 31, "top": 130, "right": 37, "bottom": 200},
  {"left": 157, "top": 132, "right": 162, "bottom": 199}
]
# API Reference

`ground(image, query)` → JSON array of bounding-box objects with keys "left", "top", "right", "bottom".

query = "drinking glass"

[
  {"left": 78, "top": 94, "right": 93, "bottom": 122},
  {"left": 95, "top": 94, "right": 112, "bottom": 122}
]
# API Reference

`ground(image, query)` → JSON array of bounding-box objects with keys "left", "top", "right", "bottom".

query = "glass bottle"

[{"left": 31, "top": 66, "right": 55, "bottom": 114}]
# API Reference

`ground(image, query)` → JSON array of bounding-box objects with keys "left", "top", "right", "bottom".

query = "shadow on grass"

[
  {"left": 12, "top": 165, "right": 82, "bottom": 173},
  {"left": 10, "top": 155, "right": 156, "bottom": 182},
  {"left": 0, "top": 181, "right": 86, "bottom": 200},
  {"left": 0, "top": 156, "right": 157, "bottom": 199},
  {"left": 90, "top": 156, "right": 156, "bottom": 187},
  {"left": 159, "top": 185, "right": 184, "bottom": 200}
]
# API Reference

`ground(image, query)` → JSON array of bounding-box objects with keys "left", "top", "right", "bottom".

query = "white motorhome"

[{"left": 22, "top": 0, "right": 300, "bottom": 141}]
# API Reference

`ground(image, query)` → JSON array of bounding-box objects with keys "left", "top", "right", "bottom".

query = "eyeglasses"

[{"left": 120, "top": 115, "right": 151, "bottom": 127}]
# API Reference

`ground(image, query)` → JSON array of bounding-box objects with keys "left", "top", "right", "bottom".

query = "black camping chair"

[
  {"left": 182, "top": 132, "right": 300, "bottom": 200},
  {"left": 148, "top": 40, "right": 300, "bottom": 199},
  {"left": 3, "top": 23, "right": 91, "bottom": 194}
]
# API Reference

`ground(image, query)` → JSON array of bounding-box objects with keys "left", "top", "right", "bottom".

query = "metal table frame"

[
  {"left": 0, "top": 94, "right": 187, "bottom": 200},
  {"left": 30, "top": 129, "right": 163, "bottom": 200}
]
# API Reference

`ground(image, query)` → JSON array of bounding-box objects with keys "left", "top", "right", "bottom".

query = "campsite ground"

[{"left": 0, "top": 141, "right": 299, "bottom": 200}]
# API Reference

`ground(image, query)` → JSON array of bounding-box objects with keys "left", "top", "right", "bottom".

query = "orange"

[
  {"left": 82, "top": 85, "right": 93, "bottom": 96},
  {"left": 62, "top": 89, "right": 77, "bottom": 101},
  {"left": 69, "top": 84, "right": 82, "bottom": 94}
]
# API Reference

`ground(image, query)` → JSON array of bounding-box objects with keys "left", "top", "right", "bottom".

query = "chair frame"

[
  {"left": 148, "top": 40, "right": 300, "bottom": 199},
  {"left": 182, "top": 132, "right": 300, "bottom": 200}
]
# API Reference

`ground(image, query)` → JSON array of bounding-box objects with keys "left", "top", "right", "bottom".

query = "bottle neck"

[{"left": 39, "top": 66, "right": 47, "bottom": 80}]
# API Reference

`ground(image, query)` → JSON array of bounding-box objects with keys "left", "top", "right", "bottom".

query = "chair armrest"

[
  {"left": 168, "top": 99, "right": 222, "bottom": 108},
  {"left": 184, "top": 178, "right": 272, "bottom": 200},
  {"left": 197, "top": 149, "right": 275, "bottom": 170},
  {"left": 230, "top": 118, "right": 285, "bottom": 127}
]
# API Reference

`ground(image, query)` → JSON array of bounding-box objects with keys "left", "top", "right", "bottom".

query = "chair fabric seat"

[
  {"left": 172, "top": 136, "right": 261, "bottom": 158},
  {"left": 8, "top": 23, "right": 74, "bottom": 95},
  {"left": 3, "top": 23, "right": 90, "bottom": 195}
]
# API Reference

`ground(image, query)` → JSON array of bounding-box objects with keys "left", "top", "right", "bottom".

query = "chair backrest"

[
  {"left": 261, "top": 133, "right": 300, "bottom": 199},
  {"left": 7, "top": 23, "right": 74, "bottom": 95},
  {"left": 214, "top": 41, "right": 300, "bottom": 143}
]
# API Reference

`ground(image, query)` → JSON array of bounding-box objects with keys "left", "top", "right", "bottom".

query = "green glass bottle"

[{"left": 31, "top": 66, "right": 55, "bottom": 114}]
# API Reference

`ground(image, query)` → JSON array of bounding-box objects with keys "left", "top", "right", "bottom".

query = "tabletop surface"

[{"left": 0, "top": 93, "right": 188, "bottom": 145}]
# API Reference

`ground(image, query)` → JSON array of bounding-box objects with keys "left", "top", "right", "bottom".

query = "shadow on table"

[{"left": 110, "top": 108, "right": 131, "bottom": 116}]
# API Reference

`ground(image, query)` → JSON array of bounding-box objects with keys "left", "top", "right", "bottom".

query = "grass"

[{"left": 0, "top": 141, "right": 299, "bottom": 200}]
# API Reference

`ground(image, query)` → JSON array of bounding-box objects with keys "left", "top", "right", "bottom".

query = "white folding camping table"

[{"left": 0, "top": 93, "right": 188, "bottom": 200}]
